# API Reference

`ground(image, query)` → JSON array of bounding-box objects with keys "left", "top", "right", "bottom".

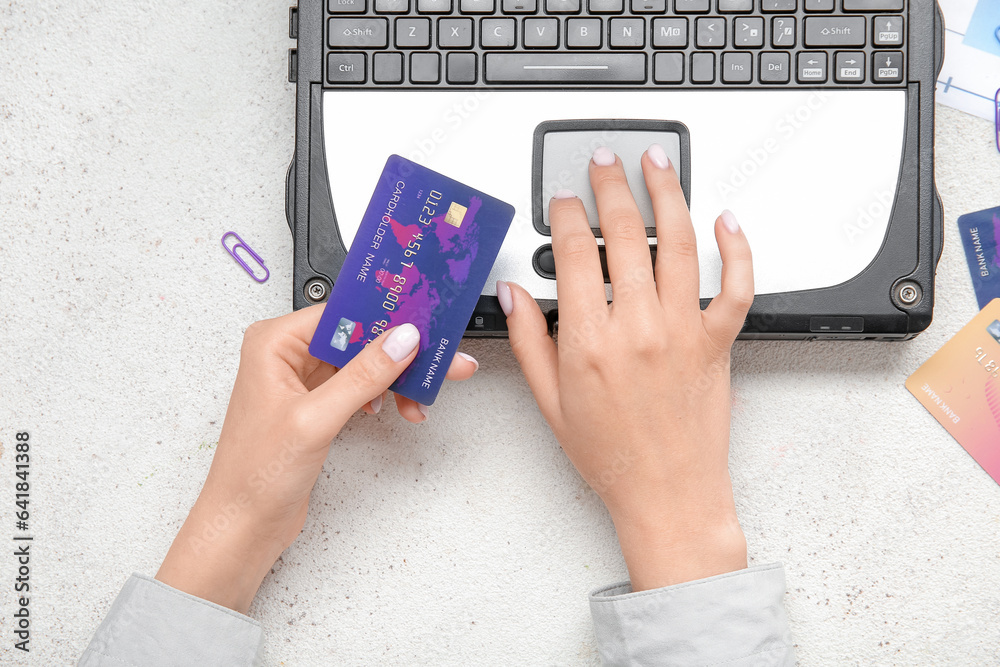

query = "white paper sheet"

[{"left": 936, "top": 0, "right": 1000, "bottom": 123}]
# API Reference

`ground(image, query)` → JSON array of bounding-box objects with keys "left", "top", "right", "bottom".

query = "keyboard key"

[
  {"left": 329, "top": 0, "right": 367, "bottom": 13},
  {"left": 696, "top": 17, "right": 726, "bottom": 47},
  {"left": 796, "top": 51, "right": 827, "bottom": 82},
  {"left": 690, "top": 52, "right": 715, "bottom": 82},
  {"left": 417, "top": 0, "right": 452, "bottom": 12},
  {"left": 461, "top": 0, "right": 495, "bottom": 11},
  {"left": 567, "top": 18, "right": 602, "bottom": 47},
  {"left": 872, "top": 50, "right": 903, "bottom": 82},
  {"left": 373, "top": 52, "right": 403, "bottom": 82},
  {"left": 717, "top": 0, "right": 752, "bottom": 12},
  {"left": 375, "top": 0, "right": 409, "bottom": 12},
  {"left": 652, "top": 18, "right": 688, "bottom": 47},
  {"left": 674, "top": 0, "right": 710, "bottom": 12},
  {"left": 844, "top": 0, "right": 902, "bottom": 10},
  {"left": 653, "top": 52, "right": 684, "bottom": 82},
  {"left": 396, "top": 18, "right": 431, "bottom": 47},
  {"left": 721, "top": 51, "right": 752, "bottom": 82},
  {"left": 771, "top": 17, "right": 795, "bottom": 47},
  {"left": 610, "top": 18, "right": 644, "bottom": 47},
  {"left": 523, "top": 18, "right": 559, "bottom": 47},
  {"left": 482, "top": 18, "right": 517, "bottom": 47},
  {"left": 410, "top": 52, "right": 441, "bottom": 82},
  {"left": 758, "top": 51, "right": 790, "bottom": 82},
  {"left": 834, "top": 51, "right": 864, "bottom": 82},
  {"left": 804, "top": 0, "right": 834, "bottom": 10},
  {"left": 327, "top": 53, "right": 366, "bottom": 83},
  {"left": 590, "top": 0, "right": 624, "bottom": 12},
  {"left": 484, "top": 53, "right": 646, "bottom": 82},
  {"left": 439, "top": 18, "right": 474, "bottom": 47},
  {"left": 502, "top": 0, "right": 537, "bottom": 11},
  {"left": 761, "top": 0, "right": 795, "bottom": 11},
  {"left": 733, "top": 17, "right": 763, "bottom": 47},
  {"left": 873, "top": 16, "right": 903, "bottom": 46},
  {"left": 545, "top": 0, "right": 581, "bottom": 12},
  {"left": 329, "top": 18, "right": 389, "bottom": 48},
  {"left": 631, "top": 0, "right": 665, "bottom": 13},
  {"left": 804, "top": 17, "right": 866, "bottom": 46},
  {"left": 447, "top": 52, "right": 478, "bottom": 82}
]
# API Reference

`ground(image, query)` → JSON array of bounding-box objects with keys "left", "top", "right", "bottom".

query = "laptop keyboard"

[{"left": 322, "top": 0, "right": 907, "bottom": 87}]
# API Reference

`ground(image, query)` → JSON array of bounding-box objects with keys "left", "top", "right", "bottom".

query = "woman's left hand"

[{"left": 156, "top": 305, "right": 477, "bottom": 613}]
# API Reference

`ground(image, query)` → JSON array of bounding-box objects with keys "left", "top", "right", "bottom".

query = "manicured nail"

[
  {"left": 457, "top": 351, "right": 479, "bottom": 372},
  {"left": 552, "top": 189, "right": 576, "bottom": 199},
  {"left": 497, "top": 280, "right": 513, "bottom": 317},
  {"left": 647, "top": 143, "right": 671, "bottom": 170},
  {"left": 383, "top": 323, "right": 420, "bottom": 362},
  {"left": 720, "top": 210, "right": 740, "bottom": 234},
  {"left": 417, "top": 403, "right": 429, "bottom": 421},
  {"left": 370, "top": 393, "right": 383, "bottom": 414},
  {"left": 592, "top": 146, "right": 616, "bottom": 167}
]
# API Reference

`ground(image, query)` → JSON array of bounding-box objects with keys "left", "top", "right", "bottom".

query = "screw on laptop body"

[
  {"left": 895, "top": 281, "right": 922, "bottom": 307},
  {"left": 305, "top": 278, "right": 330, "bottom": 303}
]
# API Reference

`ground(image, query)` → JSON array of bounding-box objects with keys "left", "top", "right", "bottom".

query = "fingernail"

[
  {"left": 457, "top": 351, "right": 479, "bottom": 372},
  {"left": 383, "top": 323, "right": 420, "bottom": 362},
  {"left": 497, "top": 280, "right": 513, "bottom": 317},
  {"left": 417, "top": 403, "right": 429, "bottom": 421},
  {"left": 592, "top": 146, "right": 616, "bottom": 167},
  {"left": 721, "top": 210, "right": 740, "bottom": 234},
  {"left": 552, "top": 189, "right": 576, "bottom": 199},
  {"left": 370, "top": 394, "right": 383, "bottom": 414},
  {"left": 647, "top": 143, "right": 670, "bottom": 170}
]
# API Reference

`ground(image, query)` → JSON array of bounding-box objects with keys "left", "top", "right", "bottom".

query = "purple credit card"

[
  {"left": 309, "top": 155, "right": 515, "bottom": 405},
  {"left": 958, "top": 206, "right": 1000, "bottom": 310}
]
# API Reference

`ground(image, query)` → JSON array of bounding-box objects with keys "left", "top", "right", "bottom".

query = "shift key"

[
  {"left": 804, "top": 17, "right": 866, "bottom": 47},
  {"left": 328, "top": 18, "right": 388, "bottom": 48}
]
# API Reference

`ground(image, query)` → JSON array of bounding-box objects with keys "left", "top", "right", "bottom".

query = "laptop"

[{"left": 286, "top": 0, "right": 944, "bottom": 340}]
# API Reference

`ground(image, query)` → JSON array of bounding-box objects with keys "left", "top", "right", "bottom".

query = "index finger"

[
  {"left": 278, "top": 302, "right": 327, "bottom": 342},
  {"left": 549, "top": 191, "right": 608, "bottom": 327}
]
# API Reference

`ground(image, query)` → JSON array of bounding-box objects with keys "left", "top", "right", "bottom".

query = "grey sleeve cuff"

[
  {"left": 79, "top": 573, "right": 263, "bottom": 667},
  {"left": 589, "top": 562, "right": 795, "bottom": 667}
]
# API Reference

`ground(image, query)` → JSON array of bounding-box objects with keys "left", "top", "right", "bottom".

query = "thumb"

[
  {"left": 302, "top": 323, "right": 421, "bottom": 436},
  {"left": 499, "top": 281, "right": 560, "bottom": 419}
]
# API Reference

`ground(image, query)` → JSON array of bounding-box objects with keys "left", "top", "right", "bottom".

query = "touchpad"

[{"left": 533, "top": 120, "right": 691, "bottom": 237}]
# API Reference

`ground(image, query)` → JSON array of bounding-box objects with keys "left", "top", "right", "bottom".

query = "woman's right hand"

[{"left": 501, "top": 144, "right": 755, "bottom": 592}]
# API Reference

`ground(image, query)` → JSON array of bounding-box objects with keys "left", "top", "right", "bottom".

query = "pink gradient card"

[{"left": 906, "top": 299, "right": 1000, "bottom": 485}]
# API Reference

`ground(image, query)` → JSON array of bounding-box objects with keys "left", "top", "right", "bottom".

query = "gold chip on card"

[{"left": 444, "top": 202, "right": 467, "bottom": 228}]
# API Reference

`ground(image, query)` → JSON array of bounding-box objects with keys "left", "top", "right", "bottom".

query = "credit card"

[
  {"left": 957, "top": 206, "right": 1000, "bottom": 310},
  {"left": 906, "top": 299, "right": 1000, "bottom": 486},
  {"left": 309, "top": 155, "right": 514, "bottom": 405}
]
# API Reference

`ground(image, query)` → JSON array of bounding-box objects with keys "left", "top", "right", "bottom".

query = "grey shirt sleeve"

[
  {"left": 79, "top": 573, "right": 263, "bottom": 667},
  {"left": 589, "top": 562, "right": 795, "bottom": 666}
]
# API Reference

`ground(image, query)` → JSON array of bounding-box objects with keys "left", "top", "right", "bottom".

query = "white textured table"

[{"left": 2, "top": 2, "right": 999, "bottom": 664}]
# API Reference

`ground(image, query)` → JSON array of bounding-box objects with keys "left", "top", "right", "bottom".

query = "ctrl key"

[{"left": 327, "top": 53, "right": 366, "bottom": 83}]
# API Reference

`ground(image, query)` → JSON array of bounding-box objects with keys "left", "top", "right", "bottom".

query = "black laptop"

[{"left": 285, "top": 0, "right": 944, "bottom": 340}]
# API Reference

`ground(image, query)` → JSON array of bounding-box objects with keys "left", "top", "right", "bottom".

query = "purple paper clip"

[
  {"left": 221, "top": 231, "right": 270, "bottom": 283},
  {"left": 995, "top": 87, "right": 999, "bottom": 154}
]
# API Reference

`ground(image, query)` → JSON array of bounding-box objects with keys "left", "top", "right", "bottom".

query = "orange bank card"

[{"left": 906, "top": 299, "right": 1000, "bottom": 486}]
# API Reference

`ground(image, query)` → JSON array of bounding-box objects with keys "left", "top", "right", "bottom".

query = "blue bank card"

[
  {"left": 309, "top": 155, "right": 515, "bottom": 405},
  {"left": 958, "top": 206, "right": 1000, "bottom": 310}
]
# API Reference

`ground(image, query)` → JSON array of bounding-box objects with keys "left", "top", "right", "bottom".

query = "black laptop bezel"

[{"left": 286, "top": 0, "right": 944, "bottom": 340}]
